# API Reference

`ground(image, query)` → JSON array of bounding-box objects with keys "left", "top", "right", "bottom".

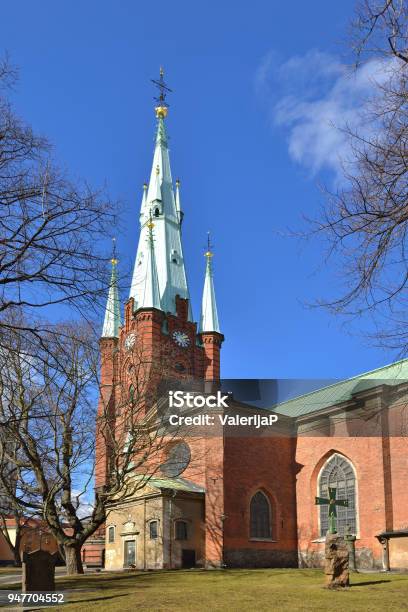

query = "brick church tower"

[{"left": 92, "top": 71, "right": 224, "bottom": 568}]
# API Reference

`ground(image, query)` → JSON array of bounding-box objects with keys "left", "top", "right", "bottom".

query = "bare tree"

[
  {"left": 0, "top": 508, "right": 24, "bottom": 567},
  {"left": 0, "top": 56, "right": 117, "bottom": 340},
  {"left": 0, "top": 318, "right": 195, "bottom": 574},
  {"left": 351, "top": 0, "right": 408, "bottom": 64},
  {"left": 311, "top": 1, "right": 408, "bottom": 352}
]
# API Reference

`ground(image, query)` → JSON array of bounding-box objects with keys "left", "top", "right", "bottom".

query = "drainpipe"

[
  {"left": 169, "top": 490, "right": 177, "bottom": 569},
  {"left": 143, "top": 498, "right": 146, "bottom": 570}
]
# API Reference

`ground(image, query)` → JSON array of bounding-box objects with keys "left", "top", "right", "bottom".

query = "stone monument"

[
  {"left": 315, "top": 486, "right": 350, "bottom": 589},
  {"left": 324, "top": 533, "right": 349, "bottom": 588},
  {"left": 22, "top": 549, "right": 57, "bottom": 592}
]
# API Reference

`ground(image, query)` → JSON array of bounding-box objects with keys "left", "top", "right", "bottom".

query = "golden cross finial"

[
  {"left": 204, "top": 231, "right": 214, "bottom": 258},
  {"left": 111, "top": 237, "right": 118, "bottom": 265},
  {"left": 152, "top": 67, "right": 172, "bottom": 118}
]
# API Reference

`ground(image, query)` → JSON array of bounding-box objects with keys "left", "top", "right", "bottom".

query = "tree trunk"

[
  {"left": 13, "top": 546, "right": 22, "bottom": 567},
  {"left": 64, "top": 543, "right": 84, "bottom": 575},
  {"left": 13, "top": 528, "right": 22, "bottom": 567}
]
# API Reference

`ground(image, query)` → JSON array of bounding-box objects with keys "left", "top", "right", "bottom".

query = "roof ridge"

[{"left": 273, "top": 357, "right": 408, "bottom": 410}]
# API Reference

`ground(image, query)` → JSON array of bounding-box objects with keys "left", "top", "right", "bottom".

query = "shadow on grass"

[
  {"left": 351, "top": 580, "right": 393, "bottom": 587},
  {"left": 65, "top": 593, "right": 130, "bottom": 605}
]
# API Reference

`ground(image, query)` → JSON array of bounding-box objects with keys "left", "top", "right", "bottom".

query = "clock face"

[
  {"left": 124, "top": 333, "right": 136, "bottom": 351},
  {"left": 172, "top": 330, "right": 190, "bottom": 348}
]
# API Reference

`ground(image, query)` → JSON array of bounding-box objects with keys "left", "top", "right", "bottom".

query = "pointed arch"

[
  {"left": 317, "top": 453, "right": 358, "bottom": 536},
  {"left": 250, "top": 490, "right": 272, "bottom": 539}
]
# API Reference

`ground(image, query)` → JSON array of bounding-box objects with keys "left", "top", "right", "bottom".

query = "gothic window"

[
  {"left": 250, "top": 491, "right": 271, "bottom": 539},
  {"left": 108, "top": 526, "right": 115, "bottom": 543},
  {"left": 318, "top": 454, "right": 357, "bottom": 536},
  {"left": 175, "top": 520, "right": 188, "bottom": 540},
  {"left": 149, "top": 520, "right": 158, "bottom": 540},
  {"left": 154, "top": 207, "right": 160, "bottom": 217}
]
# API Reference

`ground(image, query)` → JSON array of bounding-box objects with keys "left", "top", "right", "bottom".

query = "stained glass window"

[{"left": 319, "top": 454, "right": 357, "bottom": 536}]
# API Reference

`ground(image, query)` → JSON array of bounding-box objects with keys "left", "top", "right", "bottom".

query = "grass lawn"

[{"left": 3, "top": 568, "right": 408, "bottom": 611}]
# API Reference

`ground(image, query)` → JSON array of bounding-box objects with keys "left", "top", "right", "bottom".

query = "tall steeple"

[
  {"left": 199, "top": 234, "right": 220, "bottom": 333},
  {"left": 129, "top": 68, "right": 191, "bottom": 318},
  {"left": 102, "top": 242, "right": 121, "bottom": 338}
]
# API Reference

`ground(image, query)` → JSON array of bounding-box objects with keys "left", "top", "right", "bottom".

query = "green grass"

[{"left": 2, "top": 569, "right": 408, "bottom": 611}]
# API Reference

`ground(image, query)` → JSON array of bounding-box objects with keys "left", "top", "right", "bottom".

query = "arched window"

[
  {"left": 149, "top": 520, "right": 158, "bottom": 540},
  {"left": 250, "top": 491, "right": 271, "bottom": 539},
  {"left": 129, "top": 384, "right": 135, "bottom": 405},
  {"left": 318, "top": 454, "right": 357, "bottom": 536},
  {"left": 108, "top": 526, "right": 115, "bottom": 543}
]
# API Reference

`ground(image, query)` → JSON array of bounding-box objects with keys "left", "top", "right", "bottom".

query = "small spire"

[
  {"left": 138, "top": 214, "right": 161, "bottom": 310},
  {"left": 151, "top": 165, "right": 162, "bottom": 203},
  {"left": 175, "top": 178, "right": 183, "bottom": 225},
  {"left": 102, "top": 239, "right": 121, "bottom": 338},
  {"left": 199, "top": 233, "right": 220, "bottom": 333}
]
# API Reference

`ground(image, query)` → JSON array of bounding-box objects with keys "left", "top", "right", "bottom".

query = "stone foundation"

[
  {"left": 298, "top": 546, "right": 380, "bottom": 570},
  {"left": 224, "top": 549, "right": 298, "bottom": 568}
]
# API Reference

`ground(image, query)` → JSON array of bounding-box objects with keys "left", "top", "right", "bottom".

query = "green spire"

[
  {"left": 130, "top": 72, "right": 192, "bottom": 320},
  {"left": 199, "top": 233, "right": 220, "bottom": 333},
  {"left": 138, "top": 216, "right": 161, "bottom": 310},
  {"left": 101, "top": 241, "right": 121, "bottom": 338}
]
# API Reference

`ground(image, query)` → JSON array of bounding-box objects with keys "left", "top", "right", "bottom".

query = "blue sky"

[{"left": 2, "top": 0, "right": 397, "bottom": 380}]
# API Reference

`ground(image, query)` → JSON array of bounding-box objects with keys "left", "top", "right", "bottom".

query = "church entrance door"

[
  {"left": 124, "top": 540, "right": 136, "bottom": 567},
  {"left": 181, "top": 549, "right": 196, "bottom": 568}
]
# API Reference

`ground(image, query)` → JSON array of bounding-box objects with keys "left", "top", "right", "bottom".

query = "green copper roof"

[
  {"left": 272, "top": 359, "right": 408, "bottom": 417},
  {"left": 130, "top": 474, "right": 205, "bottom": 494},
  {"left": 147, "top": 476, "right": 205, "bottom": 493}
]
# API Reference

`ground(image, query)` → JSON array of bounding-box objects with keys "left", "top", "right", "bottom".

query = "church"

[{"left": 93, "top": 71, "right": 408, "bottom": 574}]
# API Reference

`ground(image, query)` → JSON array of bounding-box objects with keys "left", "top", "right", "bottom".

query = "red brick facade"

[{"left": 95, "top": 293, "right": 408, "bottom": 571}]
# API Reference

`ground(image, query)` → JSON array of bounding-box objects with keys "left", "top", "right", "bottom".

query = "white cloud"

[{"left": 256, "top": 50, "right": 393, "bottom": 178}]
